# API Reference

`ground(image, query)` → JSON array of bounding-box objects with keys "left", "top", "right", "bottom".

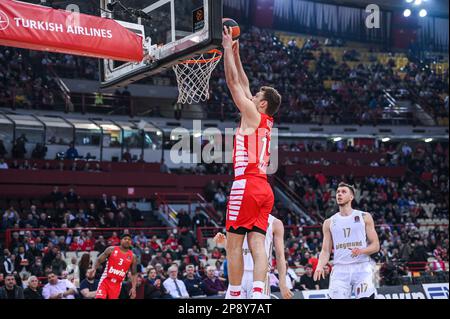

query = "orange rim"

[{"left": 180, "top": 49, "right": 222, "bottom": 64}]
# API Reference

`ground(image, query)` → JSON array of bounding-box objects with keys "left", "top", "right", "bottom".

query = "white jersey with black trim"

[
  {"left": 242, "top": 215, "right": 275, "bottom": 271},
  {"left": 330, "top": 209, "right": 370, "bottom": 265}
]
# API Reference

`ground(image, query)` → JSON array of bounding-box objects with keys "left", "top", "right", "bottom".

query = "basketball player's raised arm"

[
  {"left": 233, "top": 41, "right": 253, "bottom": 100},
  {"left": 314, "top": 219, "right": 332, "bottom": 281},
  {"left": 353, "top": 213, "right": 380, "bottom": 257},
  {"left": 273, "top": 219, "right": 293, "bottom": 299},
  {"left": 223, "top": 27, "right": 260, "bottom": 123},
  {"left": 91, "top": 246, "right": 114, "bottom": 272}
]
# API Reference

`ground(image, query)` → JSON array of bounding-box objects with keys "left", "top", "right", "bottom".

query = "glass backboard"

[{"left": 99, "top": 0, "right": 223, "bottom": 88}]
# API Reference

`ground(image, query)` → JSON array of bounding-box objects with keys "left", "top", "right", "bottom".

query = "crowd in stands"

[
  {"left": 208, "top": 28, "right": 448, "bottom": 125},
  {"left": 0, "top": 48, "right": 61, "bottom": 110},
  {"left": 1, "top": 136, "right": 449, "bottom": 298},
  {"left": 1, "top": 28, "right": 448, "bottom": 125}
]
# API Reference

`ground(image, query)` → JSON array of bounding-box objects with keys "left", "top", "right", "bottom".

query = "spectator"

[
  {"left": 65, "top": 187, "right": 80, "bottom": 203},
  {"left": 150, "top": 250, "right": 166, "bottom": 268},
  {"left": 122, "top": 274, "right": 145, "bottom": 299},
  {"left": 183, "top": 264, "right": 205, "bottom": 297},
  {"left": 49, "top": 186, "right": 64, "bottom": 203},
  {"left": 78, "top": 253, "right": 91, "bottom": 284},
  {"left": 107, "top": 232, "right": 120, "bottom": 246},
  {"left": 165, "top": 233, "right": 179, "bottom": 250},
  {"left": 2, "top": 206, "right": 20, "bottom": 229},
  {"left": 31, "top": 143, "right": 47, "bottom": 159},
  {"left": 98, "top": 194, "right": 111, "bottom": 214},
  {"left": 122, "top": 148, "right": 132, "bottom": 163},
  {"left": 148, "top": 236, "right": 162, "bottom": 253},
  {"left": 110, "top": 195, "right": 119, "bottom": 212},
  {"left": 23, "top": 276, "right": 43, "bottom": 299},
  {"left": 0, "top": 274, "right": 24, "bottom": 299},
  {"left": 12, "top": 136, "right": 27, "bottom": 159},
  {"left": 184, "top": 248, "right": 200, "bottom": 267},
  {"left": 94, "top": 236, "right": 107, "bottom": 254},
  {"left": 177, "top": 210, "right": 191, "bottom": 228},
  {"left": 129, "top": 202, "right": 144, "bottom": 222},
  {"left": 144, "top": 267, "right": 170, "bottom": 299},
  {"left": 297, "top": 264, "right": 319, "bottom": 291},
  {"left": 163, "top": 265, "right": 189, "bottom": 299},
  {"left": 79, "top": 269, "right": 99, "bottom": 299},
  {"left": 66, "top": 257, "right": 80, "bottom": 282},
  {"left": 14, "top": 245, "right": 34, "bottom": 275},
  {"left": 192, "top": 208, "right": 208, "bottom": 230},
  {"left": 409, "top": 240, "right": 430, "bottom": 271},
  {"left": 42, "top": 272, "right": 78, "bottom": 299},
  {"left": 0, "top": 140, "right": 7, "bottom": 158},
  {"left": 213, "top": 189, "right": 227, "bottom": 210},
  {"left": 179, "top": 228, "right": 197, "bottom": 253},
  {"left": 202, "top": 265, "right": 226, "bottom": 296},
  {"left": 30, "top": 257, "right": 44, "bottom": 277},
  {"left": 1, "top": 249, "right": 15, "bottom": 274},
  {"left": 318, "top": 264, "right": 331, "bottom": 289},
  {"left": 65, "top": 142, "right": 79, "bottom": 160},
  {"left": 51, "top": 252, "right": 67, "bottom": 276},
  {"left": 133, "top": 231, "right": 148, "bottom": 247},
  {"left": 0, "top": 158, "right": 8, "bottom": 169}
]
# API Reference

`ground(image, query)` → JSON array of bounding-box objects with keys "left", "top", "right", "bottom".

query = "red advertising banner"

[{"left": 0, "top": 0, "right": 143, "bottom": 62}]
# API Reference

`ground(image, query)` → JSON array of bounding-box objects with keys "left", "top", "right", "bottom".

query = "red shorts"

[
  {"left": 95, "top": 277, "right": 122, "bottom": 299},
  {"left": 225, "top": 177, "right": 274, "bottom": 234}
]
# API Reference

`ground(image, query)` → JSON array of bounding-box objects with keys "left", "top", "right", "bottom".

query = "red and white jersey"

[
  {"left": 233, "top": 113, "right": 274, "bottom": 180},
  {"left": 100, "top": 246, "right": 133, "bottom": 284}
]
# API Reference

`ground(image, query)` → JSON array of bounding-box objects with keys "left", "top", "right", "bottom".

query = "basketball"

[{"left": 223, "top": 18, "right": 241, "bottom": 41}]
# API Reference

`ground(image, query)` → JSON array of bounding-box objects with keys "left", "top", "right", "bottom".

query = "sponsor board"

[{"left": 423, "top": 283, "right": 449, "bottom": 300}]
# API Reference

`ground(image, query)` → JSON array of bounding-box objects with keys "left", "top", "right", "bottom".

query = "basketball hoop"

[{"left": 172, "top": 49, "right": 222, "bottom": 104}]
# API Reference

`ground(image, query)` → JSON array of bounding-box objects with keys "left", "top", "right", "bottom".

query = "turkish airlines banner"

[{"left": 0, "top": 0, "right": 143, "bottom": 62}]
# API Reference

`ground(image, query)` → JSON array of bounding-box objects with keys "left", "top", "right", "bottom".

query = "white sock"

[
  {"left": 226, "top": 285, "right": 242, "bottom": 299},
  {"left": 252, "top": 281, "right": 265, "bottom": 299}
]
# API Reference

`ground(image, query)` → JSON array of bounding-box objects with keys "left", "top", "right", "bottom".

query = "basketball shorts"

[
  {"left": 226, "top": 177, "right": 274, "bottom": 235},
  {"left": 95, "top": 277, "right": 122, "bottom": 299},
  {"left": 329, "top": 261, "right": 377, "bottom": 299}
]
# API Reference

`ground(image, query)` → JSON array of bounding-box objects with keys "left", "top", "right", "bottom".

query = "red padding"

[{"left": 0, "top": 0, "right": 143, "bottom": 62}]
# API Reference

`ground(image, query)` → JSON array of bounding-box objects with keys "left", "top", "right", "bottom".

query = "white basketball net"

[{"left": 172, "top": 50, "right": 222, "bottom": 104}]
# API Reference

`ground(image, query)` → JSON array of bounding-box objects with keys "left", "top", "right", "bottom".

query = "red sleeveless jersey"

[
  {"left": 101, "top": 246, "right": 133, "bottom": 283},
  {"left": 233, "top": 113, "right": 274, "bottom": 180}
]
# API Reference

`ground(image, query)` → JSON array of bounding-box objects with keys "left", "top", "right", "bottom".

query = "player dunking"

[
  {"left": 314, "top": 183, "right": 380, "bottom": 299},
  {"left": 222, "top": 27, "right": 282, "bottom": 299},
  {"left": 89, "top": 233, "right": 138, "bottom": 299},
  {"left": 214, "top": 215, "right": 293, "bottom": 299}
]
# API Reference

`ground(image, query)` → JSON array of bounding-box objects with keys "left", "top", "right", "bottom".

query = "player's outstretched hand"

[
  {"left": 280, "top": 286, "right": 294, "bottom": 299},
  {"left": 213, "top": 233, "right": 226, "bottom": 245},
  {"left": 313, "top": 268, "right": 325, "bottom": 281},
  {"left": 222, "top": 26, "right": 233, "bottom": 50},
  {"left": 351, "top": 248, "right": 362, "bottom": 258}
]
